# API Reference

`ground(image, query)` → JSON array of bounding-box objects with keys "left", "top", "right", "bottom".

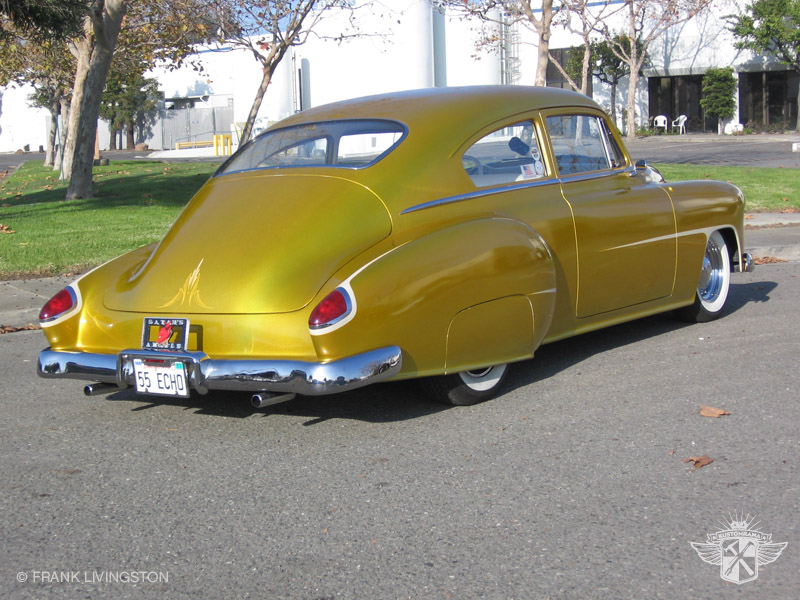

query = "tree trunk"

[
  {"left": 66, "top": 0, "right": 127, "bottom": 200},
  {"left": 580, "top": 44, "right": 591, "bottom": 96},
  {"left": 54, "top": 97, "right": 70, "bottom": 172},
  {"left": 626, "top": 69, "right": 639, "bottom": 141},
  {"left": 535, "top": 34, "right": 549, "bottom": 87},
  {"left": 67, "top": 43, "right": 116, "bottom": 198},
  {"left": 62, "top": 34, "right": 91, "bottom": 180},
  {"left": 624, "top": 1, "right": 639, "bottom": 141},
  {"left": 126, "top": 120, "right": 135, "bottom": 149},
  {"left": 108, "top": 123, "right": 117, "bottom": 150},
  {"left": 240, "top": 67, "right": 275, "bottom": 145},
  {"left": 534, "top": 0, "right": 554, "bottom": 87},
  {"left": 45, "top": 95, "right": 60, "bottom": 167},
  {"left": 610, "top": 79, "right": 617, "bottom": 127}
]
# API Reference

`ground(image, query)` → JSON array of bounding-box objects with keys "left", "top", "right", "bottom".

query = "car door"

[{"left": 543, "top": 110, "right": 676, "bottom": 318}]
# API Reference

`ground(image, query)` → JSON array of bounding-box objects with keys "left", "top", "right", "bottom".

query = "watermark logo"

[
  {"left": 690, "top": 512, "right": 787, "bottom": 585},
  {"left": 16, "top": 570, "right": 169, "bottom": 585}
]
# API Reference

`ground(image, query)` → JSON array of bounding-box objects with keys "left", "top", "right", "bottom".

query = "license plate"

[
  {"left": 141, "top": 317, "right": 190, "bottom": 351},
  {"left": 133, "top": 358, "right": 189, "bottom": 397}
]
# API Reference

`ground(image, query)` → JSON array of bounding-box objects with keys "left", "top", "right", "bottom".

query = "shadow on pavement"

[{"left": 99, "top": 278, "right": 778, "bottom": 422}]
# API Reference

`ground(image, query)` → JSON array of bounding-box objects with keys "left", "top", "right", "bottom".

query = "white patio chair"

[
  {"left": 653, "top": 115, "right": 668, "bottom": 133},
  {"left": 671, "top": 114, "right": 687, "bottom": 135}
]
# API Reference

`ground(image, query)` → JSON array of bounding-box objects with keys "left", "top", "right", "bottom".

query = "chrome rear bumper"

[{"left": 38, "top": 346, "right": 402, "bottom": 396}]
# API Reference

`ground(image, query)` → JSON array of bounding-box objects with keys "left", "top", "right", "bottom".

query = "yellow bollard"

[{"left": 214, "top": 134, "right": 232, "bottom": 156}]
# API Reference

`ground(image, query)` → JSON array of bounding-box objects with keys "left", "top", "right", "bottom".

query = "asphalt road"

[
  {"left": 2, "top": 263, "right": 798, "bottom": 599},
  {"left": 626, "top": 135, "right": 800, "bottom": 169}
]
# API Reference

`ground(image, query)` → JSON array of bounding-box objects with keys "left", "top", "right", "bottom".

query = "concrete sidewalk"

[{"left": 2, "top": 215, "right": 798, "bottom": 332}]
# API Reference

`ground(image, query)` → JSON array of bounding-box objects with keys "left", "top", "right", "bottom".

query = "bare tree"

[
  {"left": 436, "top": 0, "right": 556, "bottom": 87},
  {"left": 594, "top": 0, "right": 712, "bottom": 140},
  {"left": 204, "top": 0, "right": 366, "bottom": 144},
  {"left": 546, "top": 0, "right": 625, "bottom": 96}
]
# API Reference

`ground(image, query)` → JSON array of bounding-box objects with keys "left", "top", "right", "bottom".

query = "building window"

[{"left": 739, "top": 70, "right": 799, "bottom": 129}]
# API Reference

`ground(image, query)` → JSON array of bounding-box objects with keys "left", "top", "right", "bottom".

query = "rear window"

[{"left": 216, "top": 119, "right": 405, "bottom": 175}]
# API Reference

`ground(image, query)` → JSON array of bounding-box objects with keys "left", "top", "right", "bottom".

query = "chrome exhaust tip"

[
  {"left": 84, "top": 382, "right": 118, "bottom": 396},
  {"left": 251, "top": 392, "right": 296, "bottom": 409},
  {"left": 743, "top": 252, "right": 755, "bottom": 273}
]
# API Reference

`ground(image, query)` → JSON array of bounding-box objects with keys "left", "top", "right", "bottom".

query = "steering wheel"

[{"left": 462, "top": 154, "right": 483, "bottom": 176}]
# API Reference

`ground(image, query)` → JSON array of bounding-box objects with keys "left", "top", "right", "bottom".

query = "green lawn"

[
  {"left": 1, "top": 159, "right": 798, "bottom": 278},
  {"left": 0, "top": 160, "right": 216, "bottom": 278},
  {"left": 656, "top": 163, "right": 800, "bottom": 212}
]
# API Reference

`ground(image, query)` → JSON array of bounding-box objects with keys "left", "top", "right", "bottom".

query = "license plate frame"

[
  {"left": 141, "top": 317, "right": 190, "bottom": 351},
  {"left": 133, "top": 357, "right": 190, "bottom": 397}
]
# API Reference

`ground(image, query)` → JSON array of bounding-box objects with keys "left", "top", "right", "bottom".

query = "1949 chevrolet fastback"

[{"left": 38, "top": 86, "right": 753, "bottom": 406}]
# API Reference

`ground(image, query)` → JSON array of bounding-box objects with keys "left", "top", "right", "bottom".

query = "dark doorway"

[
  {"left": 739, "top": 70, "right": 799, "bottom": 129},
  {"left": 648, "top": 75, "right": 706, "bottom": 132}
]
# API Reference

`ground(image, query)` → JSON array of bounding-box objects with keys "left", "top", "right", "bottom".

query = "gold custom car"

[{"left": 38, "top": 86, "right": 753, "bottom": 406}]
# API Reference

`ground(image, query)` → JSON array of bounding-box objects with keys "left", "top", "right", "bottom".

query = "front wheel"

[
  {"left": 419, "top": 364, "right": 509, "bottom": 406},
  {"left": 676, "top": 230, "right": 731, "bottom": 323}
]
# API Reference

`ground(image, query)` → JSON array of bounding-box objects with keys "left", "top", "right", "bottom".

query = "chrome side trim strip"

[
  {"left": 400, "top": 167, "right": 630, "bottom": 215},
  {"left": 38, "top": 346, "right": 403, "bottom": 397},
  {"left": 401, "top": 179, "right": 561, "bottom": 214}
]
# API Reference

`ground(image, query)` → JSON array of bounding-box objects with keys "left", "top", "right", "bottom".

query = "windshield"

[{"left": 216, "top": 119, "right": 406, "bottom": 176}]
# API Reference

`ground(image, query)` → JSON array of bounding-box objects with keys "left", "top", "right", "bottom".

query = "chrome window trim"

[
  {"left": 598, "top": 118, "right": 615, "bottom": 169},
  {"left": 558, "top": 166, "right": 631, "bottom": 184},
  {"left": 214, "top": 118, "right": 408, "bottom": 178},
  {"left": 400, "top": 167, "right": 630, "bottom": 215}
]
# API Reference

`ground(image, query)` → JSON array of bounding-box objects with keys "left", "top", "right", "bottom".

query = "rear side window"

[
  {"left": 462, "top": 121, "right": 547, "bottom": 187},
  {"left": 217, "top": 119, "right": 405, "bottom": 175}
]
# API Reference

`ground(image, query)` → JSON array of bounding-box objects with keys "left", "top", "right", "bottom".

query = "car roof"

[{"left": 272, "top": 86, "right": 603, "bottom": 134}]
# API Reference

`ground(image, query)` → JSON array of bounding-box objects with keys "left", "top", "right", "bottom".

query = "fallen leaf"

[
  {"left": 700, "top": 405, "right": 730, "bottom": 418},
  {"left": 754, "top": 256, "right": 787, "bottom": 264},
  {"left": 0, "top": 323, "right": 40, "bottom": 334},
  {"left": 745, "top": 214, "right": 754, "bottom": 220},
  {"left": 683, "top": 455, "right": 713, "bottom": 469},
  {"left": 669, "top": 450, "right": 675, "bottom": 455}
]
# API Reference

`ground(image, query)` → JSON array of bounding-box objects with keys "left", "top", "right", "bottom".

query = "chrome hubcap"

[
  {"left": 698, "top": 238, "right": 724, "bottom": 302},
  {"left": 459, "top": 364, "right": 507, "bottom": 392}
]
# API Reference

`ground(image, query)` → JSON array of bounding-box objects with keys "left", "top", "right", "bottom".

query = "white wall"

[
  {"left": 0, "top": 0, "right": 776, "bottom": 153},
  {"left": 0, "top": 86, "right": 50, "bottom": 153}
]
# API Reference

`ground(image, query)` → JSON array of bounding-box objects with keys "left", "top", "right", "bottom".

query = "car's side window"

[
  {"left": 462, "top": 121, "right": 547, "bottom": 187},
  {"left": 545, "top": 114, "right": 614, "bottom": 175}
]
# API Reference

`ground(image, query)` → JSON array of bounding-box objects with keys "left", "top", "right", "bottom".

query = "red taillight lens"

[
  {"left": 309, "top": 288, "right": 351, "bottom": 330},
  {"left": 39, "top": 288, "right": 76, "bottom": 322}
]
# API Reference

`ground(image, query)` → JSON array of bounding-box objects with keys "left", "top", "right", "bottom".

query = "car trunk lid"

[{"left": 103, "top": 172, "right": 391, "bottom": 314}]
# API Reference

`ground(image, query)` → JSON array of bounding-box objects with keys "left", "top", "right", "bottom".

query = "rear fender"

[{"left": 310, "top": 217, "right": 556, "bottom": 377}]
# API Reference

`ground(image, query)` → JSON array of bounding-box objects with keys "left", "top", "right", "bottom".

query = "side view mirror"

[{"left": 631, "top": 159, "right": 665, "bottom": 183}]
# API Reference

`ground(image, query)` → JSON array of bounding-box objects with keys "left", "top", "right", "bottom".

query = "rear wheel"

[
  {"left": 420, "top": 364, "right": 509, "bottom": 406},
  {"left": 676, "top": 230, "right": 731, "bottom": 323}
]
